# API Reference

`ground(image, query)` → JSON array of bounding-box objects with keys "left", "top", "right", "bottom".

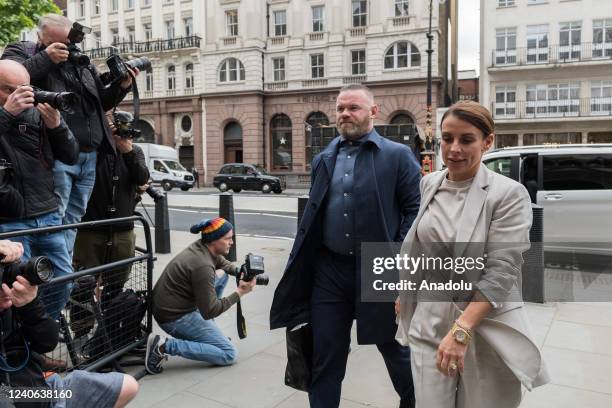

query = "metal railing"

[
  {"left": 491, "top": 42, "right": 612, "bottom": 67},
  {"left": 492, "top": 97, "right": 612, "bottom": 119},
  {"left": 0, "top": 215, "right": 154, "bottom": 376},
  {"left": 86, "top": 35, "right": 202, "bottom": 59}
]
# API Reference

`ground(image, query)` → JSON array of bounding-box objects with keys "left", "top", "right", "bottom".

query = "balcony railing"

[
  {"left": 308, "top": 32, "right": 324, "bottom": 41},
  {"left": 302, "top": 78, "right": 328, "bottom": 88},
  {"left": 86, "top": 35, "right": 202, "bottom": 59},
  {"left": 491, "top": 42, "right": 612, "bottom": 67},
  {"left": 343, "top": 75, "right": 366, "bottom": 84},
  {"left": 266, "top": 81, "right": 288, "bottom": 90},
  {"left": 348, "top": 27, "right": 366, "bottom": 37},
  {"left": 492, "top": 98, "right": 612, "bottom": 119},
  {"left": 392, "top": 16, "right": 411, "bottom": 26},
  {"left": 222, "top": 36, "right": 237, "bottom": 46}
]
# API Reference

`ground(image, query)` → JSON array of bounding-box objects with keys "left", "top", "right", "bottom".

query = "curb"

[{"left": 140, "top": 203, "right": 298, "bottom": 217}]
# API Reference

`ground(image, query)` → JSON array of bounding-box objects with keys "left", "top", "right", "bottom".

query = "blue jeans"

[
  {"left": 159, "top": 273, "right": 237, "bottom": 366},
  {"left": 53, "top": 151, "right": 97, "bottom": 253},
  {"left": 0, "top": 211, "right": 73, "bottom": 320}
]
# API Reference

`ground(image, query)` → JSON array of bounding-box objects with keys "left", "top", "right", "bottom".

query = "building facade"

[
  {"left": 480, "top": 0, "right": 612, "bottom": 149},
  {"left": 68, "top": 0, "right": 457, "bottom": 185}
]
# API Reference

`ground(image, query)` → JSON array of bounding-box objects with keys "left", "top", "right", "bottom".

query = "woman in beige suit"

[{"left": 396, "top": 101, "right": 549, "bottom": 407}]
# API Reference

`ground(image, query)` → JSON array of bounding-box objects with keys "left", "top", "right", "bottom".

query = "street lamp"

[{"left": 425, "top": 0, "right": 446, "bottom": 146}]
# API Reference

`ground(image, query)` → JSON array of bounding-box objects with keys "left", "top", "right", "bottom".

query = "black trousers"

[{"left": 309, "top": 247, "right": 415, "bottom": 408}]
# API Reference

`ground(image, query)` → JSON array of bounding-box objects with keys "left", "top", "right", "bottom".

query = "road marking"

[
  {"left": 164, "top": 207, "right": 297, "bottom": 219},
  {"left": 133, "top": 225, "right": 294, "bottom": 240}
]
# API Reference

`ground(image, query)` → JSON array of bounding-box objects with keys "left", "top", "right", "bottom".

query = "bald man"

[
  {"left": 2, "top": 13, "right": 138, "bottom": 258},
  {"left": 0, "top": 59, "right": 79, "bottom": 320}
]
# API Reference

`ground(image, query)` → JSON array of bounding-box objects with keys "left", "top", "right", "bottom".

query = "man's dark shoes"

[{"left": 145, "top": 334, "right": 167, "bottom": 374}]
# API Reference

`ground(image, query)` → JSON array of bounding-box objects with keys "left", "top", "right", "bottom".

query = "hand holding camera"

[
  {"left": 36, "top": 102, "right": 61, "bottom": 129},
  {"left": 44, "top": 42, "right": 69, "bottom": 65},
  {"left": 236, "top": 274, "right": 256, "bottom": 297},
  {"left": 3, "top": 85, "right": 34, "bottom": 116},
  {"left": 0, "top": 240, "right": 23, "bottom": 264},
  {"left": 1, "top": 275, "right": 38, "bottom": 309}
]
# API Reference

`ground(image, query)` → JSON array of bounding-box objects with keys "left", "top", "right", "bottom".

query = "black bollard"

[
  {"left": 297, "top": 195, "right": 309, "bottom": 227},
  {"left": 522, "top": 204, "right": 544, "bottom": 303},
  {"left": 219, "top": 193, "right": 237, "bottom": 262},
  {"left": 154, "top": 195, "right": 171, "bottom": 253}
]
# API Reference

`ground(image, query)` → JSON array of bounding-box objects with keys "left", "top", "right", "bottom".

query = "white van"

[
  {"left": 482, "top": 144, "right": 612, "bottom": 263},
  {"left": 135, "top": 143, "right": 194, "bottom": 191}
]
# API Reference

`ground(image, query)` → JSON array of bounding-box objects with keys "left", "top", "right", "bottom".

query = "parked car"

[
  {"left": 482, "top": 144, "right": 612, "bottom": 265},
  {"left": 213, "top": 163, "right": 285, "bottom": 194}
]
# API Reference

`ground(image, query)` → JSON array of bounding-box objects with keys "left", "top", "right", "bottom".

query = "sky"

[{"left": 458, "top": 0, "right": 480, "bottom": 74}]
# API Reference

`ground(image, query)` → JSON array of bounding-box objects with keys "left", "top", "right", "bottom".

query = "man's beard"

[{"left": 338, "top": 120, "right": 369, "bottom": 139}]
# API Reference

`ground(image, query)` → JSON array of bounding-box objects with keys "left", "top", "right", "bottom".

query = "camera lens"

[
  {"left": 28, "top": 256, "right": 54, "bottom": 285},
  {"left": 34, "top": 91, "right": 77, "bottom": 114},
  {"left": 126, "top": 57, "right": 152, "bottom": 72},
  {"left": 256, "top": 275, "right": 269, "bottom": 286}
]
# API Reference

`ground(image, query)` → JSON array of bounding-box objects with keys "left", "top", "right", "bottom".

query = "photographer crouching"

[
  {"left": 146, "top": 218, "right": 259, "bottom": 374},
  {"left": 0, "top": 239, "right": 139, "bottom": 408},
  {"left": 72, "top": 111, "right": 149, "bottom": 323}
]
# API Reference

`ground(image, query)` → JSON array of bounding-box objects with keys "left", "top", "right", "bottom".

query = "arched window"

[
  {"left": 305, "top": 112, "right": 330, "bottom": 169},
  {"left": 145, "top": 68, "right": 154, "bottom": 91},
  {"left": 390, "top": 113, "right": 415, "bottom": 124},
  {"left": 384, "top": 41, "right": 421, "bottom": 69},
  {"left": 219, "top": 58, "right": 245, "bottom": 82},
  {"left": 185, "top": 63, "right": 194, "bottom": 89},
  {"left": 271, "top": 114, "right": 292, "bottom": 170},
  {"left": 167, "top": 65, "right": 176, "bottom": 90}
]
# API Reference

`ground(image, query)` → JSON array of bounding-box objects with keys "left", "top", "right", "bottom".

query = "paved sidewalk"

[{"left": 130, "top": 228, "right": 612, "bottom": 408}]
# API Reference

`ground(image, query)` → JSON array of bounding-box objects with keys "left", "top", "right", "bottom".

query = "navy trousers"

[{"left": 309, "top": 247, "right": 414, "bottom": 408}]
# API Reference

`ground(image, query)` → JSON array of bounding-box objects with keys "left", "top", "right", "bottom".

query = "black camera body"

[
  {"left": 33, "top": 88, "right": 77, "bottom": 114},
  {"left": 66, "top": 22, "right": 91, "bottom": 66},
  {"left": 240, "top": 253, "right": 269, "bottom": 286},
  {"left": 103, "top": 54, "right": 151, "bottom": 86},
  {"left": 145, "top": 185, "right": 165, "bottom": 202},
  {"left": 0, "top": 256, "right": 54, "bottom": 286}
]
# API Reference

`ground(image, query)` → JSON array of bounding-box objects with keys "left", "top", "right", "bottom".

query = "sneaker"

[{"left": 145, "top": 334, "right": 167, "bottom": 374}]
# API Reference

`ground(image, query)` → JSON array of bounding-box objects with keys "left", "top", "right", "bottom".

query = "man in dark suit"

[{"left": 270, "top": 84, "right": 421, "bottom": 408}]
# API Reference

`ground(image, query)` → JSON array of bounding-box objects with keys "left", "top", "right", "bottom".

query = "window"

[
  {"left": 110, "top": 0, "right": 118, "bottom": 12},
  {"left": 528, "top": 0, "right": 547, "bottom": 4},
  {"left": 559, "top": 21, "right": 582, "bottom": 61},
  {"left": 126, "top": 27, "right": 135, "bottom": 44},
  {"left": 93, "top": 0, "right": 100, "bottom": 15},
  {"left": 495, "top": 27, "right": 516, "bottom": 65},
  {"left": 93, "top": 31, "right": 101, "bottom": 48},
  {"left": 305, "top": 112, "right": 330, "bottom": 168},
  {"left": 352, "top": 0, "right": 367, "bottom": 27},
  {"left": 351, "top": 49, "right": 366, "bottom": 75},
  {"left": 524, "top": 133, "right": 581, "bottom": 146},
  {"left": 164, "top": 0, "right": 173, "bottom": 4},
  {"left": 167, "top": 66, "right": 176, "bottom": 90},
  {"left": 526, "top": 83, "right": 580, "bottom": 117},
  {"left": 591, "top": 80, "right": 612, "bottom": 115},
  {"left": 181, "top": 116, "right": 192, "bottom": 132},
  {"left": 543, "top": 155, "right": 612, "bottom": 190},
  {"left": 395, "top": 0, "right": 410, "bottom": 16},
  {"left": 274, "top": 10, "right": 287, "bottom": 37},
  {"left": 526, "top": 25, "right": 548, "bottom": 63},
  {"left": 185, "top": 64, "right": 194, "bottom": 88},
  {"left": 494, "top": 86, "right": 516, "bottom": 117},
  {"left": 145, "top": 68, "right": 154, "bottom": 91},
  {"left": 143, "top": 0, "right": 151, "bottom": 6},
  {"left": 154, "top": 160, "right": 168, "bottom": 173},
  {"left": 485, "top": 157, "right": 513, "bottom": 178},
  {"left": 593, "top": 19, "right": 612, "bottom": 58},
  {"left": 110, "top": 28, "right": 119, "bottom": 45},
  {"left": 77, "top": 0, "right": 85, "bottom": 17},
  {"left": 498, "top": 0, "right": 515, "bottom": 6},
  {"left": 494, "top": 134, "right": 518, "bottom": 148},
  {"left": 226, "top": 10, "right": 238, "bottom": 36},
  {"left": 126, "top": 0, "right": 134, "bottom": 9},
  {"left": 273, "top": 57, "right": 285, "bottom": 81},
  {"left": 384, "top": 41, "right": 420, "bottom": 69},
  {"left": 184, "top": 18, "right": 193, "bottom": 37},
  {"left": 143, "top": 24, "right": 152, "bottom": 41},
  {"left": 312, "top": 6, "right": 324, "bottom": 32},
  {"left": 219, "top": 58, "right": 245, "bottom": 82},
  {"left": 271, "top": 114, "right": 293, "bottom": 170},
  {"left": 165, "top": 20, "right": 175, "bottom": 39},
  {"left": 311, "top": 54, "right": 324, "bottom": 78}
]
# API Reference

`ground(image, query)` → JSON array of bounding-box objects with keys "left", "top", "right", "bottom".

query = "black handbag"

[{"left": 284, "top": 323, "right": 313, "bottom": 392}]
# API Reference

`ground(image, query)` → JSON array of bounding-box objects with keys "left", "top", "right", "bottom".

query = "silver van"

[{"left": 482, "top": 144, "right": 612, "bottom": 263}]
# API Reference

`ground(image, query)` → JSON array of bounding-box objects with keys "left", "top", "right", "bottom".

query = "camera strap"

[
  {"left": 0, "top": 319, "right": 30, "bottom": 373},
  {"left": 128, "top": 70, "right": 140, "bottom": 123},
  {"left": 236, "top": 299, "right": 247, "bottom": 339}
]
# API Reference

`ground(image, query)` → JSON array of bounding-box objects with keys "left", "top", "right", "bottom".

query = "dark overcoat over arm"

[{"left": 270, "top": 130, "right": 421, "bottom": 344}]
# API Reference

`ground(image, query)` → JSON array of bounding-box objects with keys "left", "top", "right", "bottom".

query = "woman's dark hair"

[{"left": 440, "top": 101, "right": 495, "bottom": 138}]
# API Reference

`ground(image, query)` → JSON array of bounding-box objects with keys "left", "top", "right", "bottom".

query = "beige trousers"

[{"left": 408, "top": 302, "right": 522, "bottom": 408}]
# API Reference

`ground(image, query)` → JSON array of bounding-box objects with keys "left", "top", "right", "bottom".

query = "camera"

[
  {"left": 0, "top": 256, "right": 54, "bottom": 286},
  {"left": 33, "top": 88, "right": 77, "bottom": 114},
  {"left": 112, "top": 111, "right": 141, "bottom": 139},
  {"left": 229, "top": 253, "right": 269, "bottom": 286},
  {"left": 66, "top": 22, "right": 92, "bottom": 66},
  {"left": 102, "top": 54, "right": 151, "bottom": 86}
]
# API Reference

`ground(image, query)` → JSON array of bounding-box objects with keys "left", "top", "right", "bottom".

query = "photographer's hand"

[
  {"left": 45, "top": 43, "right": 69, "bottom": 64},
  {"left": 3, "top": 85, "right": 34, "bottom": 117},
  {"left": 37, "top": 103, "right": 61, "bottom": 129},
  {"left": 120, "top": 66, "right": 140, "bottom": 90},
  {"left": 235, "top": 275, "right": 256, "bottom": 297},
  {"left": 0, "top": 240, "right": 23, "bottom": 263},
  {"left": 113, "top": 134, "right": 133, "bottom": 153},
  {"left": 3, "top": 276, "right": 37, "bottom": 308}
]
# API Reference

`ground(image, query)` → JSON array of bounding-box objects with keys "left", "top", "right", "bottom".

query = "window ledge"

[{"left": 383, "top": 67, "right": 421, "bottom": 73}]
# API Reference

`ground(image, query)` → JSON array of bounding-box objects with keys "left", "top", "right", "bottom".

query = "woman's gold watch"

[{"left": 451, "top": 322, "right": 473, "bottom": 346}]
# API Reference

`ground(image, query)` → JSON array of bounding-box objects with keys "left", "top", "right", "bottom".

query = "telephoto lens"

[
  {"left": 0, "top": 256, "right": 54, "bottom": 286},
  {"left": 33, "top": 90, "right": 77, "bottom": 114},
  {"left": 126, "top": 57, "right": 152, "bottom": 72}
]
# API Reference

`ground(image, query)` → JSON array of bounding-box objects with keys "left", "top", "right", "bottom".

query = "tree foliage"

[{"left": 0, "top": 0, "right": 60, "bottom": 46}]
